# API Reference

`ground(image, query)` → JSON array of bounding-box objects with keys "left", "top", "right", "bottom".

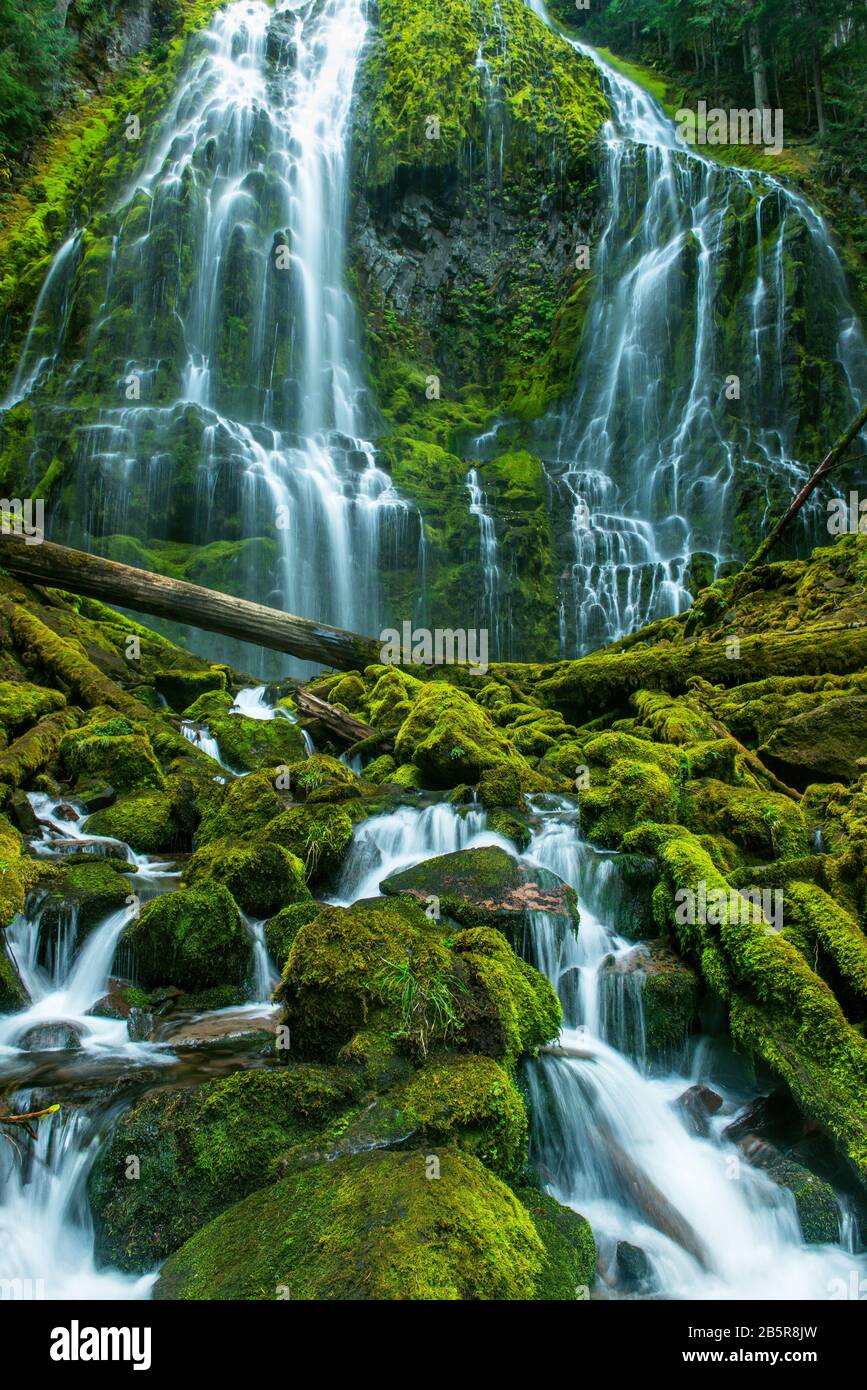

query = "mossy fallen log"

[{"left": 0, "top": 534, "right": 384, "bottom": 673}]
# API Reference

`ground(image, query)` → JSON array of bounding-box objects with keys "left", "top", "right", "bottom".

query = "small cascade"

[
  {"left": 465, "top": 467, "right": 509, "bottom": 658},
  {"left": 333, "top": 802, "right": 510, "bottom": 905},
  {"left": 522, "top": 798, "right": 867, "bottom": 1299}
]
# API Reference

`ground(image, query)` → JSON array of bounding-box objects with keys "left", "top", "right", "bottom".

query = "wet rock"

[
  {"left": 78, "top": 785, "right": 117, "bottom": 814},
  {"left": 722, "top": 1089, "right": 806, "bottom": 1147},
  {"left": 616, "top": 1240, "right": 653, "bottom": 1292},
  {"left": 54, "top": 803, "right": 80, "bottom": 822},
  {"left": 760, "top": 695, "right": 867, "bottom": 788},
  {"left": 7, "top": 789, "right": 40, "bottom": 836},
  {"left": 601, "top": 940, "right": 700, "bottom": 1059},
  {"left": 20, "top": 1022, "right": 83, "bottom": 1051},
  {"left": 736, "top": 1136, "right": 840, "bottom": 1245},
  {"left": 675, "top": 1083, "right": 723, "bottom": 1137}
]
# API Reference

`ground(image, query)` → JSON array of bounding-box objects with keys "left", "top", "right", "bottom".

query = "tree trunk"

[
  {"left": 808, "top": 0, "right": 828, "bottom": 139},
  {"left": 0, "top": 535, "right": 385, "bottom": 673},
  {"left": 748, "top": 22, "right": 770, "bottom": 109}
]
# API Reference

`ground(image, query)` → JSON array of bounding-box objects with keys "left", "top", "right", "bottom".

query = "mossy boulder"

[
  {"left": 275, "top": 897, "right": 560, "bottom": 1067},
  {"left": 759, "top": 696, "right": 867, "bottom": 787},
  {"left": 207, "top": 713, "right": 307, "bottom": 773},
  {"left": 0, "top": 680, "right": 66, "bottom": 735},
  {"left": 264, "top": 901, "right": 322, "bottom": 973},
  {"left": 89, "top": 1065, "right": 360, "bottom": 1271},
  {"left": 184, "top": 837, "right": 311, "bottom": 918},
  {"left": 396, "top": 1054, "right": 528, "bottom": 1178},
  {"left": 394, "top": 683, "right": 543, "bottom": 791},
  {"left": 84, "top": 789, "right": 178, "bottom": 853},
  {"left": 381, "top": 845, "right": 579, "bottom": 946},
  {"left": 262, "top": 804, "right": 354, "bottom": 881},
  {"left": 154, "top": 667, "right": 227, "bottom": 712},
  {"left": 515, "top": 1186, "right": 596, "bottom": 1299},
  {"left": 193, "top": 769, "right": 289, "bottom": 846},
  {"left": 682, "top": 779, "right": 809, "bottom": 862},
  {"left": 155, "top": 1148, "right": 547, "bottom": 1300},
  {"left": 120, "top": 883, "right": 249, "bottom": 992},
  {"left": 478, "top": 764, "right": 523, "bottom": 808},
  {"left": 285, "top": 753, "right": 360, "bottom": 802},
  {"left": 181, "top": 690, "right": 235, "bottom": 722},
  {"left": 39, "top": 859, "right": 132, "bottom": 944},
  {"left": 60, "top": 716, "right": 165, "bottom": 792}
]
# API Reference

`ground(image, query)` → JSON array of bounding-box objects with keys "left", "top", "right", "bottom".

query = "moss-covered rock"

[
  {"left": 263, "top": 901, "right": 322, "bottom": 973},
  {"left": 602, "top": 941, "right": 701, "bottom": 1057},
  {"left": 397, "top": 1054, "right": 528, "bottom": 1178},
  {"left": 154, "top": 667, "right": 227, "bottom": 712},
  {"left": 262, "top": 804, "right": 354, "bottom": 881},
  {"left": 39, "top": 859, "right": 132, "bottom": 943},
  {"left": 60, "top": 714, "right": 165, "bottom": 792},
  {"left": 207, "top": 712, "right": 307, "bottom": 773},
  {"left": 759, "top": 695, "right": 867, "bottom": 787},
  {"left": 84, "top": 789, "right": 178, "bottom": 853},
  {"left": 0, "top": 680, "right": 66, "bottom": 735},
  {"left": 120, "top": 882, "right": 249, "bottom": 992},
  {"left": 193, "top": 769, "right": 289, "bottom": 846},
  {"left": 381, "top": 844, "right": 579, "bottom": 947},
  {"left": 276, "top": 896, "right": 560, "bottom": 1067},
  {"left": 155, "top": 1147, "right": 547, "bottom": 1300},
  {"left": 394, "top": 683, "right": 544, "bottom": 791},
  {"left": 515, "top": 1186, "right": 596, "bottom": 1299},
  {"left": 184, "top": 837, "right": 311, "bottom": 918},
  {"left": 89, "top": 1065, "right": 360, "bottom": 1271}
]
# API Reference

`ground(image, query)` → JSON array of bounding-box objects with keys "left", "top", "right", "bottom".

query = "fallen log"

[
  {"left": 745, "top": 397, "right": 867, "bottom": 569},
  {"left": 0, "top": 533, "right": 385, "bottom": 674},
  {"left": 294, "top": 688, "right": 389, "bottom": 747}
]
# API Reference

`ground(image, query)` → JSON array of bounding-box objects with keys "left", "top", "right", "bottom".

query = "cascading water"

[
  {"left": 337, "top": 797, "right": 866, "bottom": 1299},
  {"left": 0, "top": 792, "right": 280, "bottom": 1296},
  {"left": 5, "top": 0, "right": 416, "bottom": 675},
  {"left": 522, "top": 0, "right": 867, "bottom": 655},
  {"left": 465, "top": 468, "right": 510, "bottom": 658}
]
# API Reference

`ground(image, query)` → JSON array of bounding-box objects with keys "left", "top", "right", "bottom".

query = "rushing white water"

[
  {"left": 465, "top": 468, "right": 509, "bottom": 659},
  {"left": 334, "top": 796, "right": 865, "bottom": 1298},
  {"left": 523, "top": 799, "right": 866, "bottom": 1300},
  {"left": 523, "top": 0, "right": 867, "bottom": 655}
]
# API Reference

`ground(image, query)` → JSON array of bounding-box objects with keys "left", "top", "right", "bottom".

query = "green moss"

[
  {"left": 193, "top": 769, "right": 289, "bottom": 846},
  {"left": 264, "top": 901, "right": 322, "bottom": 974},
  {"left": 40, "top": 859, "right": 132, "bottom": 942},
  {"left": 181, "top": 689, "right": 235, "bottom": 722},
  {"left": 155, "top": 1147, "right": 546, "bottom": 1300},
  {"left": 0, "top": 680, "right": 66, "bottom": 734},
  {"left": 84, "top": 789, "right": 178, "bottom": 853},
  {"left": 207, "top": 712, "right": 307, "bottom": 773},
  {"left": 515, "top": 1186, "right": 596, "bottom": 1299},
  {"left": 60, "top": 717, "right": 165, "bottom": 792},
  {"left": 381, "top": 844, "right": 579, "bottom": 947},
  {"left": 359, "top": 0, "right": 608, "bottom": 188},
  {"left": 453, "top": 927, "right": 562, "bottom": 1067},
  {"left": 394, "top": 682, "right": 544, "bottom": 791},
  {"left": 262, "top": 804, "right": 354, "bottom": 882},
  {"left": 89, "top": 1064, "right": 360, "bottom": 1272},
  {"left": 0, "top": 708, "right": 77, "bottom": 788},
  {"left": 184, "top": 837, "right": 311, "bottom": 918},
  {"left": 398, "top": 1054, "right": 528, "bottom": 1179},
  {"left": 120, "top": 882, "right": 249, "bottom": 993}
]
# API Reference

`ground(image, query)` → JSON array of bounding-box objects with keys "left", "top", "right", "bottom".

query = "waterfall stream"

[
  {"left": 339, "top": 799, "right": 867, "bottom": 1300},
  {"left": 524, "top": 0, "right": 867, "bottom": 654}
]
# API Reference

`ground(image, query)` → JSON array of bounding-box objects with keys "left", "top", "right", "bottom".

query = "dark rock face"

[{"left": 616, "top": 1240, "right": 654, "bottom": 1293}]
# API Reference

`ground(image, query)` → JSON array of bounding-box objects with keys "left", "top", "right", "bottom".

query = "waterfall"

[
  {"left": 4, "top": 0, "right": 416, "bottom": 674},
  {"left": 465, "top": 468, "right": 509, "bottom": 658},
  {"left": 525, "top": 0, "right": 867, "bottom": 655}
]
